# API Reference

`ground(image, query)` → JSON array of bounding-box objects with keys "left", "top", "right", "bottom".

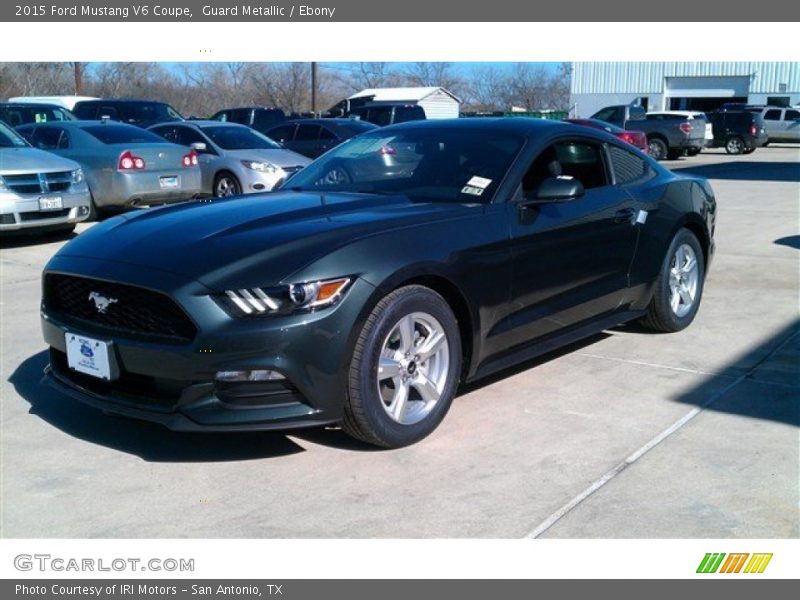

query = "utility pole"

[
  {"left": 73, "top": 62, "right": 83, "bottom": 95},
  {"left": 311, "top": 61, "right": 318, "bottom": 116}
]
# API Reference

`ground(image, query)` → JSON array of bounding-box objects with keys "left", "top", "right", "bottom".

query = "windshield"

[
  {"left": 81, "top": 124, "right": 168, "bottom": 144},
  {"left": 0, "top": 121, "right": 29, "bottom": 147},
  {"left": 283, "top": 128, "right": 524, "bottom": 203},
  {"left": 200, "top": 126, "right": 282, "bottom": 150}
]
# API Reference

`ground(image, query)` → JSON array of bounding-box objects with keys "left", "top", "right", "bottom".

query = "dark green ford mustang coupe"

[{"left": 41, "top": 118, "right": 716, "bottom": 447}]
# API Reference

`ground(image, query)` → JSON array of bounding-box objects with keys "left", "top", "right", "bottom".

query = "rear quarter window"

[{"left": 608, "top": 145, "right": 653, "bottom": 185}]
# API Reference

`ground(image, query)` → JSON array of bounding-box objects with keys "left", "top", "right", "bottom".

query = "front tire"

[
  {"left": 214, "top": 172, "right": 242, "bottom": 197},
  {"left": 640, "top": 228, "right": 705, "bottom": 333},
  {"left": 343, "top": 285, "right": 462, "bottom": 448}
]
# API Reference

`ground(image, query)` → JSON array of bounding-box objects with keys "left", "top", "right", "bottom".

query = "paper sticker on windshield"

[
  {"left": 461, "top": 185, "right": 485, "bottom": 196},
  {"left": 467, "top": 176, "right": 492, "bottom": 189}
]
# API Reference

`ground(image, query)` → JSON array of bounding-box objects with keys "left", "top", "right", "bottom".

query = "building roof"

[{"left": 348, "top": 86, "right": 462, "bottom": 104}]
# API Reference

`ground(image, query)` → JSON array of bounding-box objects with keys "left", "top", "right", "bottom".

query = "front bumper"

[
  {"left": 0, "top": 187, "right": 91, "bottom": 231},
  {"left": 40, "top": 256, "right": 375, "bottom": 431},
  {"left": 236, "top": 165, "right": 301, "bottom": 194}
]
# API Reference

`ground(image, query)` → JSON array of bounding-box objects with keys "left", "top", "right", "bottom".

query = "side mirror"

[
  {"left": 525, "top": 176, "right": 585, "bottom": 204},
  {"left": 191, "top": 142, "right": 208, "bottom": 152}
]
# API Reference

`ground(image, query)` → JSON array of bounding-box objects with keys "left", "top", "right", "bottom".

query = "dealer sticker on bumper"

[{"left": 65, "top": 333, "right": 112, "bottom": 380}]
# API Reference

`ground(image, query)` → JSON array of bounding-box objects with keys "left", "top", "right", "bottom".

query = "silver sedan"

[
  {"left": 16, "top": 120, "right": 202, "bottom": 216},
  {"left": 148, "top": 121, "right": 311, "bottom": 197}
]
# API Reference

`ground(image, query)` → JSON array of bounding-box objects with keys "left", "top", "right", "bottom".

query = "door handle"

[{"left": 615, "top": 208, "right": 636, "bottom": 223}]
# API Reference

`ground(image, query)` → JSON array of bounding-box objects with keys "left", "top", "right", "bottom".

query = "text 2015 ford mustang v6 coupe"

[{"left": 40, "top": 118, "right": 716, "bottom": 448}]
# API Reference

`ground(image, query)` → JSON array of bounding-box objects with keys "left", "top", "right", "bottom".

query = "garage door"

[{"left": 666, "top": 76, "right": 751, "bottom": 112}]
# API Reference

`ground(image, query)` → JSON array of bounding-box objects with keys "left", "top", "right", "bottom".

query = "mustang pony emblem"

[{"left": 88, "top": 292, "right": 118, "bottom": 314}]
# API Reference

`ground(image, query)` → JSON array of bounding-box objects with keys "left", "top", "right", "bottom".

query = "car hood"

[
  {"left": 0, "top": 147, "right": 81, "bottom": 175},
  {"left": 54, "top": 191, "right": 472, "bottom": 289},
  {"left": 224, "top": 148, "right": 311, "bottom": 168}
]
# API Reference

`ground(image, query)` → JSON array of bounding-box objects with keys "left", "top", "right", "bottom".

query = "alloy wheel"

[
  {"left": 668, "top": 243, "right": 699, "bottom": 318},
  {"left": 215, "top": 177, "right": 238, "bottom": 197},
  {"left": 376, "top": 312, "right": 450, "bottom": 425},
  {"left": 726, "top": 137, "right": 744, "bottom": 154}
]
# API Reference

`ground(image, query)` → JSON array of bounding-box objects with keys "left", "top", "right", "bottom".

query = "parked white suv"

[
  {"left": 0, "top": 121, "right": 91, "bottom": 234},
  {"left": 746, "top": 106, "right": 800, "bottom": 144},
  {"left": 647, "top": 110, "right": 714, "bottom": 155}
]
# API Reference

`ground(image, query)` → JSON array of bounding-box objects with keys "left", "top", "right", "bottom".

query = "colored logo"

[
  {"left": 88, "top": 291, "right": 118, "bottom": 314},
  {"left": 697, "top": 553, "right": 773, "bottom": 574},
  {"left": 80, "top": 342, "right": 94, "bottom": 358}
]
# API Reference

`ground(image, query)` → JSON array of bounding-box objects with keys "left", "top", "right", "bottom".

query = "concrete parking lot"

[{"left": 1, "top": 146, "right": 798, "bottom": 538}]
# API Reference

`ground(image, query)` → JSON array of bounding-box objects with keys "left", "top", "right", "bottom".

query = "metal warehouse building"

[{"left": 570, "top": 62, "right": 800, "bottom": 117}]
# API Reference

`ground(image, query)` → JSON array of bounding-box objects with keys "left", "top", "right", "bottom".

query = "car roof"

[
  {"left": 18, "top": 120, "right": 144, "bottom": 129},
  {"left": 151, "top": 120, "right": 248, "bottom": 129},
  {"left": 282, "top": 118, "right": 378, "bottom": 127},
  {"left": 1, "top": 102, "right": 66, "bottom": 109},
  {"left": 75, "top": 99, "right": 171, "bottom": 105},
  {"left": 382, "top": 117, "right": 573, "bottom": 135}
]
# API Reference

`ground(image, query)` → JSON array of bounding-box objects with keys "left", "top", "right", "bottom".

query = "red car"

[{"left": 565, "top": 118, "right": 648, "bottom": 152}]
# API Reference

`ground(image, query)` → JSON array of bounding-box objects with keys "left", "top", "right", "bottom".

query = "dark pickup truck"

[{"left": 591, "top": 105, "right": 707, "bottom": 160}]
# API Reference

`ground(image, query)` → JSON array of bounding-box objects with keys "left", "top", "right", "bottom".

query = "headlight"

[
  {"left": 241, "top": 160, "right": 280, "bottom": 174},
  {"left": 222, "top": 277, "right": 352, "bottom": 316},
  {"left": 71, "top": 168, "right": 85, "bottom": 185}
]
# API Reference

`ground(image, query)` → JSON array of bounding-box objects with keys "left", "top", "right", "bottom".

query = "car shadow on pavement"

[
  {"left": 10, "top": 335, "right": 614, "bottom": 459},
  {"left": 9, "top": 350, "right": 309, "bottom": 462},
  {"left": 670, "top": 161, "right": 800, "bottom": 183},
  {"left": 671, "top": 318, "right": 800, "bottom": 427},
  {"left": 0, "top": 229, "right": 76, "bottom": 249},
  {"left": 775, "top": 235, "right": 800, "bottom": 250}
]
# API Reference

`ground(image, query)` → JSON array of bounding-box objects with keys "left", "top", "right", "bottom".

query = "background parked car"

[
  {"left": 72, "top": 99, "right": 184, "bottom": 128},
  {"left": 0, "top": 120, "right": 90, "bottom": 234},
  {"left": 345, "top": 103, "right": 426, "bottom": 126},
  {"left": 564, "top": 118, "right": 648, "bottom": 152},
  {"left": 708, "top": 110, "right": 768, "bottom": 154},
  {"left": 0, "top": 102, "right": 75, "bottom": 127},
  {"left": 210, "top": 107, "right": 286, "bottom": 136},
  {"left": 746, "top": 106, "right": 800, "bottom": 144},
  {"left": 264, "top": 118, "right": 378, "bottom": 159},
  {"left": 149, "top": 120, "right": 310, "bottom": 197},
  {"left": 591, "top": 104, "right": 706, "bottom": 160},
  {"left": 647, "top": 111, "right": 714, "bottom": 155},
  {"left": 17, "top": 120, "right": 202, "bottom": 216},
  {"left": 7, "top": 95, "right": 98, "bottom": 111}
]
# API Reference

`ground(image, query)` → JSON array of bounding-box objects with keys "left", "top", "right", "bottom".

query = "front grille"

[
  {"left": 19, "top": 208, "right": 71, "bottom": 222},
  {"left": 44, "top": 273, "right": 197, "bottom": 343},
  {"left": 2, "top": 171, "right": 72, "bottom": 195}
]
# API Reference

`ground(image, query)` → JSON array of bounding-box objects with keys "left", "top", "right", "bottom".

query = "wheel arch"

[{"left": 360, "top": 267, "right": 478, "bottom": 382}]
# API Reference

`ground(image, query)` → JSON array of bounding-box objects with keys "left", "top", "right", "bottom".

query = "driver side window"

[{"left": 522, "top": 140, "right": 609, "bottom": 196}]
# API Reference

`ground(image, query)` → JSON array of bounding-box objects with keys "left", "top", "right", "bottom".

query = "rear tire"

[
  {"left": 640, "top": 228, "right": 705, "bottom": 333},
  {"left": 743, "top": 147, "right": 756, "bottom": 154},
  {"left": 647, "top": 138, "right": 668, "bottom": 161},
  {"left": 342, "top": 285, "right": 462, "bottom": 448},
  {"left": 725, "top": 136, "right": 745, "bottom": 155},
  {"left": 686, "top": 148, "right": 701, "bottom": 157}
]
